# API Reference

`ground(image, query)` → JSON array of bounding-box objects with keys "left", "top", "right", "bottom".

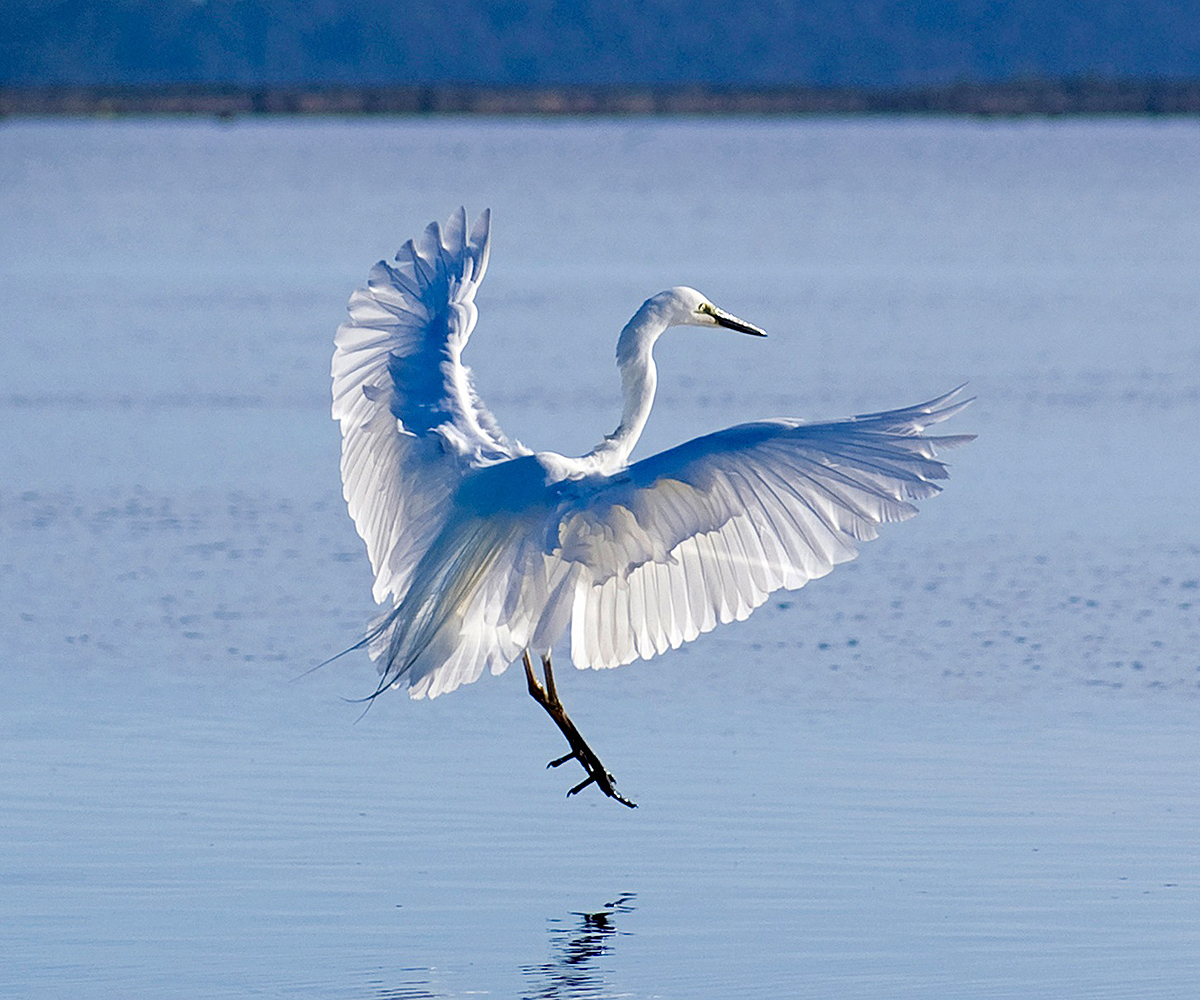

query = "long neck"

[{"left": 586, "top": 300, "right": 669, "bottom": 471}]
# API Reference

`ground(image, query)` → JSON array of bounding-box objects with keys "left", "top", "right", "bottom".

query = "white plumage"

[{"left": 332, "top": 208, "right": 972, "bottom": 803}]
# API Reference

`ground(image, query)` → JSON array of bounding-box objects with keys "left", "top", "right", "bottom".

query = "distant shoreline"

[{"left": 4, "top": 79, "right": 1200, "bottom": 118}]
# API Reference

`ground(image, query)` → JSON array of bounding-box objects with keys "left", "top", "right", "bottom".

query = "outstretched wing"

[
  {"left": 554, "top": 387, "right": 974, "bottom": 668},
  {"left": 332, "top": 208, "right": 524, "bottom": 604}
]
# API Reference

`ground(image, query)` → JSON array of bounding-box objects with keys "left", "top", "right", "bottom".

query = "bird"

[{"left": 331, "top": 208, "right": 973, "bottom": 808}]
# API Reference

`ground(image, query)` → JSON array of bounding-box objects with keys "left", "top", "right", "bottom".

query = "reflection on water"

[
  {"left": 521, "top": 894, "right": 636, "bottom": 1000},
  {"left": 364, "top": 896, "right": 637, "bottom": 1000}
]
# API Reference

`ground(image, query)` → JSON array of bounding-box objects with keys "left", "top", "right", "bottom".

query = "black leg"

[{"left": 523, "top": 651, "right": 636, "bottom": 808}]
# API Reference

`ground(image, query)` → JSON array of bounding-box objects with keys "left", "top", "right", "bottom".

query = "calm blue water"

[{"left": 2, "top": 117, "right": 1199, "bottom": 999}]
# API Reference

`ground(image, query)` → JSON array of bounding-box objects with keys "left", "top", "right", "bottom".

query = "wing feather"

[
  {"left": 332, "top": 208, "right": 525, "bottom": 605},
  {"left": 555, "top": 388, "right": 974, "bottom": 668}
]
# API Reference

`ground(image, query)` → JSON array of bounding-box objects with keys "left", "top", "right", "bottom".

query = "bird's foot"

[
  {"left": 547, "top": 743, "right": 638, "bottom": 809},
  {"left": 524, "top": 651, "right": 637, "bottom": 809}
]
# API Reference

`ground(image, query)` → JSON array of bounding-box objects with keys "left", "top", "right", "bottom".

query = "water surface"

[{"left": 2, "top": 117, "right": 1199, "bottom": 998}]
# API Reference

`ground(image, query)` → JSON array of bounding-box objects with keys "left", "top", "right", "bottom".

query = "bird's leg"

[{"left": 522, "top": 651, "right": 636, "bottom": 809}]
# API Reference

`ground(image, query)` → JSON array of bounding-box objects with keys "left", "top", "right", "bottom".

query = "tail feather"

[{"left": 370, "top": 515, "right": 516, "bottom": 696}]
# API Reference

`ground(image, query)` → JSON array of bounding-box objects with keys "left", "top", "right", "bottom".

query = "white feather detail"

[{"left": 332, "top": 208, "right": 528, "bottom": 606}]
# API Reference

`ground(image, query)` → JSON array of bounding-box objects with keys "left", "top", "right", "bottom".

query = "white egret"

[{"left": 332, "top": 209, "right": 972, "bottom": 807}]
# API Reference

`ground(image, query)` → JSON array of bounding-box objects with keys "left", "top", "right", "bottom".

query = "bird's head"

[
  {"left": 654, "top": 286, "right": 767, "bottom": 337},
  {"left": 617, "top": 286, "right": 767, "bottom": 371}
]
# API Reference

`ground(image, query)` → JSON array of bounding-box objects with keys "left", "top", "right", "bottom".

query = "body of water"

[{"left": 2, "top": 117, "right": 1199, "bottom": 998}]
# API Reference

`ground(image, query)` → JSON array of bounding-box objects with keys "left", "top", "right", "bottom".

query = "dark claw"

[
  {"left": 548, "top": 750, "right": 577, "bottom": 768},
  {"left": 568, "top": 774, "right": 596, "bottom": 797}
]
